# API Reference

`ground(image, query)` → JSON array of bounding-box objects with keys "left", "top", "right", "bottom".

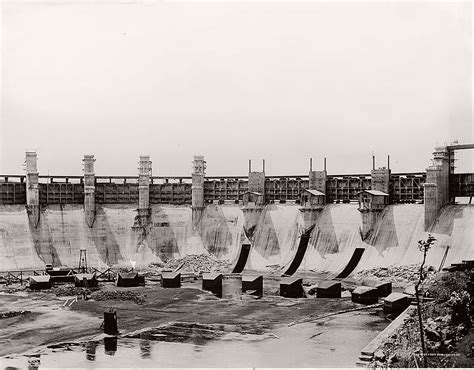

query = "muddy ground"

[{"left": 0, "top": 276, "right": 390, "bottom": 367}]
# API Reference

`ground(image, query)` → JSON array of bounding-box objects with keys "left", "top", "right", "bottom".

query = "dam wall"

[{"left": 0, "top": 203, "right": 472, "bottom": 274}]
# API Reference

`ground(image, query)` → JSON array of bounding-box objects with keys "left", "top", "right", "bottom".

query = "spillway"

[
  {"left": 0, "top": 203, "right": 472, "bottom": 274},
  {"left": 244, "top": 204, "right": 305, "bottom": 271}
]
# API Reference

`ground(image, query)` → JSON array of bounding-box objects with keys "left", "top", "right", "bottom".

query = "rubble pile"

[
  {"left": 150, "top": 254, "right": 231, "bottom": 274},
  {"left": 52, "top": 285, "right": 92, "bottom": 297},
  {"left": 90, "top": 290, "right": 145, "bottom": 304},
  {"left": 354, "top": 264, "right": 436, "bottom": 285},
  {"left": 0, "top": 310, "right": 31, "bottom": 319}
]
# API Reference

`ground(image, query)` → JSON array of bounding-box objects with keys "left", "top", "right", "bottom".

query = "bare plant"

[{"left": 415, "top": 234, "right": 436, "bottom": 368}]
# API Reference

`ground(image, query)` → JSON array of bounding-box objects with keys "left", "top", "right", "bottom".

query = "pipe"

[
  {"left": 262, "top": 159, "right": 265, "bottom": 173},
  {"left": 387, "top": 155, "right": 390, "bottom": 170},
  {"left": 324, "top": 157, "right": 327, "bottom": 172},
  {"left": 310, "top": 158, "right": 313, "bottom": 172},
  {"left": 372, "top": 155, "right": 375, "bottom": 170},
  {"left": 249, "top": 160, "right": 251, "bottom": 173}
]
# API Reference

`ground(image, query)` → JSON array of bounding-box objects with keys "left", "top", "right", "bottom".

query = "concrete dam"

[
  {"left": 0, "top": 145, "right": 473, "bottom": 274},
  {"left": 0, "top": 202, "right": 472, "bottom": 274}
]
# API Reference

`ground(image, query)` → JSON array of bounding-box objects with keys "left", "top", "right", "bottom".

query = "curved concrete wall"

[{"left": 0, "top": 203, "right": 472, "bottom": 274}]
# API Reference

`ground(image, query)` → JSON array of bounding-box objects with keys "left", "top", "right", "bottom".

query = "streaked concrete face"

[{"left": 0, "top": 203, "right": 472, "bottom": 273}]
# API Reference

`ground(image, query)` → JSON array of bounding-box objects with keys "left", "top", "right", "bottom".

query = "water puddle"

[{"left": 2, "top": 312, "right": 388, "bottom": 368}]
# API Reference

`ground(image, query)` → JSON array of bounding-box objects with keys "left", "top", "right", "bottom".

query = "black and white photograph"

[{"left": 0, "top": 0, "right": 472, "bottom": 368}]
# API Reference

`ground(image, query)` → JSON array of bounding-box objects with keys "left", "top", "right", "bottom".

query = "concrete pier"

[
  {"left": 25, "top": 151, "right": 40, "bottom": 227},
  {"left": 308, "top": 170, "right": 327, "bottom": 194},
  {"left": 424, "top": 146, "right": 450, "bottom": 230},
  {"left": 83, "top": 155, "right": 96, "bottom": 228},
  {"left": 248, "top": 159, "right": 265, "bottom": 201},
  {"left": 192, "top": 155, "right": 206, "bottom": 226},
  {"left": 370, "top": 167, "right": 390, "bottom": 194},
  {"left": 137, "top": 155, "right": 152, "bottom": 226}
]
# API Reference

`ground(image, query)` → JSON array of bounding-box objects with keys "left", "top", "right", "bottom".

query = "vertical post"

[
  {"left": 324, "top": 157, "right": 327, "bottom": 172},
  {"left": 192, "top": 155, "right": 206, "bottom": 225},
  {"left": 372, "top": 155, "right": 375, "bottom": 170},
  {"left": 248, "top": 159, "right": 251, "bottom": 173},
  {"left": 262, "top": 159, "right": 265, "bottom": 173},
  {"left": 25, "top": 151, "right": 40, "bottom": 227},
  {"left": 83, "top": 155, "right": 96, "bottom": 228},
  {"left": 137, "top": 155, "right": 152, "bottom": 224},
  {"left": 387, "top": 155, "right": 390, "bottom": 170},
  {"left": 310, "top": 158, "right": 313, "bottom": 172}
]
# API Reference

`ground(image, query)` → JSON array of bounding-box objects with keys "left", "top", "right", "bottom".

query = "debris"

[
  {"left": 149, "top": 254, "right": 231, "bottom": 274},
  {"left": 90, "top": 290, "right": 145, "bottom": 304},
  {"left": 354, "top": 264, "right": 436, "bottom": 286},
  {"left": 52, "top": 285, "right": 92, "bottom": 297},
  {"left": 0, "top": 310, "right": 31, "bottom": 319}
]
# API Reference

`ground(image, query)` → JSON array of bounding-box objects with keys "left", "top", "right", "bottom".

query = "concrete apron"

[{"left": 356, "top": 304, "right": 416, "bottom": 367}]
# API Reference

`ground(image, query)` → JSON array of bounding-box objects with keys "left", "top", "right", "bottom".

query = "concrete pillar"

[
  {"left": 25, "top": 151, "right": 40, "bottom": 227},
  {"left": 138, "top": 155, "right": 152, "bottom": 221},
  {"left": 192, "top": 155, "right": 206, "bottom": 225},
  {"left": 83, "top": 155, "right": 96, "bottom": 228},
  {"left": 371, "top": 167, "right": 391, "bottom": 194},
  {"left": 309, "top": 170, "right": 327, "bottom": 194},
  {"left": 248, "top": 172, "right": 265, "bottom": 197},
  {"left": 423, "top": 146, "right": 450, "bottom": 230}
]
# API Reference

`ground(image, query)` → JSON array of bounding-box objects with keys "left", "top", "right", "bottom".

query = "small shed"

[
  {"left": 241, "top": 191, "right": 264, "bottom": 207},
  {"left": 161, "top": 272, "right": 181, "bottom": 288},
  {"left": 383, "top": 293, "right": 410, "bottom": 314},
  {"left": 357, "top": 190, "right": 389, "bottom": 211},
  {"left": 116, "top": 272, "right": 145, "bottom": 287},
  {"left": 300, "top": 189, "right": 325, "bottom": 209},
  {"left": 74, "top": 273, "right": 98, "bottom": 288},
  {"left": 29, "top": 275, "right": 52, "bottom": 290},
  {"left": 351, "top": 286, "right": 379, "bottom": 304}
]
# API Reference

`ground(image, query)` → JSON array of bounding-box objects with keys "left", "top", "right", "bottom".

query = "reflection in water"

[
  {"left": 104, "top": 336, "right": 118, "bottom": 356},
  {"left": 86, "top": 341, "right": 98, "bottom": 361},
  {"left": 139, "top": 337, "right": 151, "bottom": 359},
  {"left": 27, "top": 355, "right": 41, "bottom": 370}
]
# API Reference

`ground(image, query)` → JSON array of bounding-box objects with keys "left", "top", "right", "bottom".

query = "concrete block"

[
  {"left": 161, "top": 272, "right": 181, "bottom": 288},
  {"left": 352, "top": 286, "right": 379, "bottom": 305},
  {"left": 202, "top": 273, "right": 223, "bottom": 298},
  {"left": 242, "top": 275, "right": 263, "bottom": 296},
  {"left": 316, "top": 281, "right": 341, "bottom": 298},
  {"left": 280, "top": 277, "right": 304, "bottom": 298},
  {"left": 383, "top": 293, "right": 410, "bottom": 314}
]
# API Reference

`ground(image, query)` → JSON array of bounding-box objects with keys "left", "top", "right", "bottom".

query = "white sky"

[{"left": 1, "top": 0, "right": 472, "bottom": 176}]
